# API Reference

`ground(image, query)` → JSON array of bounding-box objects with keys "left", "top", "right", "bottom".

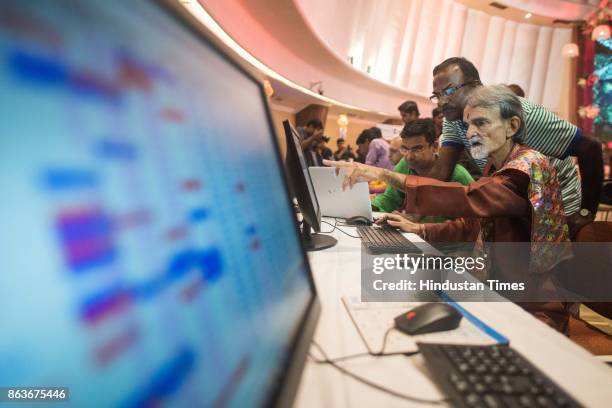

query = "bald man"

[{"left": 388, "top": 137, "right": 403, "bottom": 165}]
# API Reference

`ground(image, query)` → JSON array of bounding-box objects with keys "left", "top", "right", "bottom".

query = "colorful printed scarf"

[{"left": 478, "top": 144, "right": 573, "bottom": 275}]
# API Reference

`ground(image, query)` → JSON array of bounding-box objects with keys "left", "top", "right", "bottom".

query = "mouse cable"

[
  {"left": 321, "top": 220, "right": 360, "bottom": 239},
  {"left": 319, "top": 218, "right": 338, "bottom": 234},
  {"left": 309, "top": 327, "right": 415, "bottom": 364},
  {"left": 333, "top": 216, "right": 362, "bottom": 228},
  {"left": 308, "top": 339, "right": 447, "bottom": 405},
  {"left": 333, "top": 216, "right": 383, "bottom": 228}
]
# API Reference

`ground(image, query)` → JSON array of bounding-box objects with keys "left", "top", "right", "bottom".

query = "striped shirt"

[{"left": 440, "top": 98, "right": 582, "bottom": 215}]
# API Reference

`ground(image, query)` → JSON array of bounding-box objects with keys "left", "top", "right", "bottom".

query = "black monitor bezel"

[
  {"left": 283, "top": 120, "right": 322, "bottom": 233},
  {"left": 153, "top": 1, "right": 321, "bottom": 406}
]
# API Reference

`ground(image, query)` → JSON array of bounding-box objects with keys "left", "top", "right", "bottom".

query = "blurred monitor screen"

[{"left": 0, "top": 0, "right": 315, "bottom": 406}]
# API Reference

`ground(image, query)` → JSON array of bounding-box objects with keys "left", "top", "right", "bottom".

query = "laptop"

[{"left": 309, "top": 166, "right": 373, "bottom": 222}]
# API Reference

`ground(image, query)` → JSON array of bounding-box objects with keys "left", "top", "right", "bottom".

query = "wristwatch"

[{"left": 579, "top": 208, "right": 591, "bottom": 217}]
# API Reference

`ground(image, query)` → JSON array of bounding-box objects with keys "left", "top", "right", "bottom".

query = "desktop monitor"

[
  {"left": 0, "top": 0, "right": 319, "bottom": 407},
  {"left": 283, "top": 120, "right": 338, "bottom": 251}
]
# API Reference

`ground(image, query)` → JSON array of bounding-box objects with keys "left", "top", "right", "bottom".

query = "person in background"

[
  {"left": 354, "top": 148, "right": 366, "bottom": 163},
  {"left": 355, "top": 129, "right": 373, "bottom": 165},
  {"left": 388, "top": 137, "right": 403, "bottom": 166},
  {"left": 307, "top": 139, "right": 324, "bottom": 167},
  {"left": 355, "top": 130, "right": 369, "bottom": 163},
  {"left": 333, "top": 138, "right": 356, "bottom": 161},
  {"left": 432, "top": 106, "right": 444, "bottom": 138},
  {"left": 398, "top": 100, "right": 420, "bottom": 125},
  {"left": 296, "top": 118, "right": 324, "bottom": 166},
  {"left": 427, "top": 57, "right": 603, "bottom": 236},
  {"left": 319, "top": 136, "right": 333, "bottom": 161},
  {"left": 358, "top": 127, "right": 393, "bottom": 170},
  {"left": 507, "top": 83, "right": 526, "bottom": 97},
  {"left": 307, "top": 136, "right": 333, "bottom": 167},
  {"left": 371, "top": 119, "right": 473, "bottom": 218}
]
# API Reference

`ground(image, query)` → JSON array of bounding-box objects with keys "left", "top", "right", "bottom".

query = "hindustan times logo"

[{"left": 372, "top": 254, "right": 486, "bottom": 275}]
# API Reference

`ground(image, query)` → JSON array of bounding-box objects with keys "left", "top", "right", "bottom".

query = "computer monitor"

[
  {"left": 0, "top": 1, "right": 319, "bottom": 407},
  {"left": 283, "top": 120, "right": 338, "bottom": 251}
]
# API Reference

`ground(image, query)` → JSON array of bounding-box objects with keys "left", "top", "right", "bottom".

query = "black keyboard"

[
  {"left": 356, "top": 225, "right": 421, "bottom": 254},
  {"left": 418, "top": 343, "right": 583, "bottom": 408}
]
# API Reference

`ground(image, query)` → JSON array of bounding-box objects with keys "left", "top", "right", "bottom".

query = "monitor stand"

[{"left": 301, "top": 220, "right": 337, "bottom": 251}]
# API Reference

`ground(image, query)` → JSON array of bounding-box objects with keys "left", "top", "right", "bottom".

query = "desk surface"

[{"left": 294, "top": 219, "right": 612, "bottom": 408}]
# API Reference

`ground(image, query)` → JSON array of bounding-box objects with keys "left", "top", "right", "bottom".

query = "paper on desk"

[{"left": 342, "top": 296, "right": 499, "bottom": 354}]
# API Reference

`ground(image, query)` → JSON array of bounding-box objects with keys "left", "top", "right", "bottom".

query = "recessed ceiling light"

[{"left": 525, "top": 12, "right": 532, "bottom": 19}]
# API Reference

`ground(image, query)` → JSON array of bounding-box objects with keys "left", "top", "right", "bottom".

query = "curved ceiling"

[
  {"left": 191, "top": 0, "right": 589, "bottom": 117},
  {"left": 465, "top": 0, "right": 598, "bottom": 21},
  {"left": 196, "top": 0, "right": 426, "bottom": 118}
]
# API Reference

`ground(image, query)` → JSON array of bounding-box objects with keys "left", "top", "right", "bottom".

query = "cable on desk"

[
  {"left": 319, "top": 218, "right": 338, "bottom": 234},
  {"left": 309, "top": 327, "right": 415, "bottom": 364},
  {"left": 321, "top": 220, "right": 360, "bottom": 239},
  {"left": 375, "top": 326, "right": 394, "bottom": 355},
  {"left": 333, "top": 216, "right": 382, "bottom": 228},
  {"left": 333, "top": 217, "right": 358, "bottom": 228},
  {"left": 309, "top": 340, "right": 447, "bottom": 405}
]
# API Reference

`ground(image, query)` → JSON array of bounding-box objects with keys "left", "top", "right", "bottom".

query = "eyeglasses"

[{"left": 429, "top": 81, "right": 481, "bottom": 104}]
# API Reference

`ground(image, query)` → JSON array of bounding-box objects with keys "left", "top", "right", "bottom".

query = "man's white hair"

[{"left": 465, "top": 85, "right": 525, "bottom": 140}]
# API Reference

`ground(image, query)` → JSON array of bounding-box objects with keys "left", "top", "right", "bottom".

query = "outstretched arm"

[
  {"left": 401, "top": 169, "right": 530, "bottom": 219},
  {"left": 323, "top": 160, "right": 530, "bottom": 220},
  {"left": 322, "top": 160, "right": 407, "bottom": 191}
]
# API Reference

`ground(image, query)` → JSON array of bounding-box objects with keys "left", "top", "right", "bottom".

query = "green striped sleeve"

[
  {"left": 520, "top": 99, "right": 579, "bottom": 159},
  {"left": 550, "top": 157, "right": 581, "bottom": 216}
]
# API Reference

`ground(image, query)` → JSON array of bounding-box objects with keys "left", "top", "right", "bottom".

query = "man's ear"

[
  {"left": 507, "top": 116, "right": 521, "bottom": 138},
  {"left": 431, "top": 141, "right": 439, "bottom": 153}
]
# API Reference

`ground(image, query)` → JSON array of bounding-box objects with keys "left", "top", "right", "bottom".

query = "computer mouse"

[
  {"left": 345, "top": 215, "right": 372, "bottom": 226},
  {"left": 394, "top": 303, "right": 462, "bottom": 335}
]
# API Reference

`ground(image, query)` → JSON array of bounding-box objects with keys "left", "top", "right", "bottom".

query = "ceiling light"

[
  {"left": 524, "top": 12, "right": 532, "bottom": 19},
  {"left": 592, "top": 25, "right": 610, "bottom": 41}
]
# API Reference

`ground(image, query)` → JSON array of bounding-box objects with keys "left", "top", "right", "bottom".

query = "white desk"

[{"left": 294, "top": 219, "right": 612, "bottom": 407}]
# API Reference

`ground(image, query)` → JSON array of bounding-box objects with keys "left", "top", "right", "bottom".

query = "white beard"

[{"left": 470, "top": 144, "right": 489, "bottom": 160}]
